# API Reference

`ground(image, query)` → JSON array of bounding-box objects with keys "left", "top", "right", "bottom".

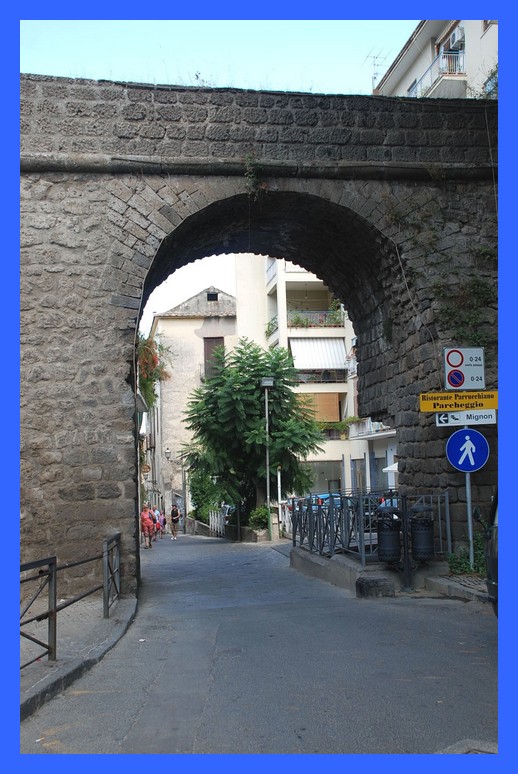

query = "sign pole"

[{"left": 465, "top": 469, "right": 474, "bottom": 570}]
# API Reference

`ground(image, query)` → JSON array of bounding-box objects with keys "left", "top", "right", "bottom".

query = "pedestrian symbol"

[
  {"left": 446, "top": 428, "right": 489, "bottom": 473},
  {"left": 458, "top": 435, "right": 475, "bottom": 466}
]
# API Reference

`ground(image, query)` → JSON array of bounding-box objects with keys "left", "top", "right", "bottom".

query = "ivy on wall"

[{"left": 432, "top": 277, "right": 497, "bottom": 348}]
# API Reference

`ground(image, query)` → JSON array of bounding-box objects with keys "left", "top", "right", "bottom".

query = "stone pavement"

[{"left": 20, "top": 535, "right": 491, "bottom": 728}]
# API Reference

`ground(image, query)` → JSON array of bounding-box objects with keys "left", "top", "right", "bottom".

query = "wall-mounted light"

[{"left": 164, "top": 447, "right": 171, "bottom": 460}]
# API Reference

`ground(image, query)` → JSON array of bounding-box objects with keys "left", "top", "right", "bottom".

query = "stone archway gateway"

[{"left": 20, "top": 75, "right": 497, "bottom": 595}]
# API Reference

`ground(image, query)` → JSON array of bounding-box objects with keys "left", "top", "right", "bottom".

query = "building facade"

[
  {"left": 237, "top": 255, "right": 396, "bottom": 494},
  {"left": 146, "top": 287, "right": 238, "bottom": 514},
  {"left": 374, "top": 19, "right": 498, "bottom": 99}
]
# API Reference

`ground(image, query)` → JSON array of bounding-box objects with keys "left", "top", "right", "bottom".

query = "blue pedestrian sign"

[{"left": 446, "top": 429, "right": 489, "bottom": 472}]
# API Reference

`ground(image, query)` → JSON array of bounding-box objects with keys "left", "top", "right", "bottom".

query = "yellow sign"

[{"left": 420, "top": 390, "right": 498, "bottom": 413}]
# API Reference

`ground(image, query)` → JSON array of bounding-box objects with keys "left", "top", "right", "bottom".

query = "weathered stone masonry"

[{"left": 20, "top": 75, "right": 497, "bottom": 595}]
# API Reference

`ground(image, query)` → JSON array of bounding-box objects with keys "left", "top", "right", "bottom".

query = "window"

[
  {"left": 207, "top": 292, "right": 219, "bottom": 302},
  {"left": 204, "top": 337, "right": 223, "bottom": 379},
  {"left": 301, "top": 392, "right": 340, "bottom": 422}
]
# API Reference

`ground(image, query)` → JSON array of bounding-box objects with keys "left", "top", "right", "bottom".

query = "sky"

[
  {"left": 20, "top": 19, "right": 420, "bottom": 95},
  {"left": 20, "top": 18, "right": 422, "bottom": 336}
]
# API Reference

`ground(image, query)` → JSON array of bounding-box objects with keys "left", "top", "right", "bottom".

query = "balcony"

[
  {"left": 408, "top": 51, "right": 466, "bottom": 99},
  {"left": 296, "top": 369, "right": 347, "bottom": 384},
  {"left": 287, "top": 309, "right": 345, "bottom": 328}
]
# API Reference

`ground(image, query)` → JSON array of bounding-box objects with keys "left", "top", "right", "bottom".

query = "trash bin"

[
  {"left": 411, "top": 517, "right": 434, "bottom": 561},
  {"left": 377, "top": 510, "right": 401, "bottom": 562}
]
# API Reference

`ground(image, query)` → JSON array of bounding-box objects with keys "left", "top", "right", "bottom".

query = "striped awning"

[{"left": 289, "top": 338, "right": 347, "bottom": 369}]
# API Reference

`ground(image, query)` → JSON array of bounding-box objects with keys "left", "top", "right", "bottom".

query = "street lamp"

[{"left": 261, "top": 377, "right": 274, "bottom": 540}]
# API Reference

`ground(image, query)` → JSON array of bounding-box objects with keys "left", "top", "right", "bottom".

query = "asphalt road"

[{"left": 20, "top": 535, "right": 498, "bottom": 754}]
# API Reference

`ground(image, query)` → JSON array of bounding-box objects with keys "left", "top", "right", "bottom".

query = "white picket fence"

[{"left": 208, "top": 508, "right": 226, "bottom": 537}]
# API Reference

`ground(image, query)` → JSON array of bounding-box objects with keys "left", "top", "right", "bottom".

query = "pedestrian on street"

[
  {"left": 170, "top": 504, "right": 180, "bottom": 540},
  {"left": 159, "top": 511, "right": 166, "bottom": 538},
  {"left": 140, "top": 504, "right": 155, "bottom": 549}
]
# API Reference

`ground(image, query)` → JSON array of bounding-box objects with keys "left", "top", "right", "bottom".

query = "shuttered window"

[
  {"left": 300, "top": 392, "right": 340, "bottom": 421},
  {"left": 204, "top": 337, "right": 224, "bottom": 379}
]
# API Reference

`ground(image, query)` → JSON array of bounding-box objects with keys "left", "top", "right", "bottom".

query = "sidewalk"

[
  {"left": 20, "top": 595, "right": 138, "bottom": 720},
  {"left": 20, "top": 537, "right": 489, "bottom": 721}
]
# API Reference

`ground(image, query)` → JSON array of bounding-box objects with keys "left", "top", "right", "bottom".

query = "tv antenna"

[{"left": 363, "top": 49, "right": 388, "bottom": 90}]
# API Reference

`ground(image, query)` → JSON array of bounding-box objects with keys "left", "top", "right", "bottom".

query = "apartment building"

[
  {"left": 235, "top": 254, "right": 397, "bottom": 495},
  {"left": 374, "top": 19, "right": 498, "bottom": 99}
]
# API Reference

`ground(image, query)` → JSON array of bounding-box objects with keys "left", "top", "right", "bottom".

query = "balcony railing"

[
  {"left": 296, "top": 369, "right": 347, "bottom": 384},
  {"left": 288, "top": 309, "right": 345, "bottom": 327},
  {"left": 408, "top": 50, "right": 465, "bottom": 98}
]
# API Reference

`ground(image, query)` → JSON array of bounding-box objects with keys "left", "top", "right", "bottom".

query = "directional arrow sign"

[
  {"left": 436, "top": 412, "right": 461, "bottom": 426},
  {"left": 446, "top": 428, "right": 489, "bottom": 472},
  {"left": 436, "top": 409, "right": 497, "bottom": 427}
]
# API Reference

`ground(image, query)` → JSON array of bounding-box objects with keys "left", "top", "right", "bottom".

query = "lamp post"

[
  {"left": 163, "top": 446, "right": 172, "bottom": 513},
  {"left": 277, "top": 465, "right": 282, "bottom": 536},
  {"left": 261, "top": 377, "right": 274, "bottom": 540}
]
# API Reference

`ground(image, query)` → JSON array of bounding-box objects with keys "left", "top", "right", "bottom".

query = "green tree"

[{"left": 182, "top": 339, "right": 323, "bottom": 515}]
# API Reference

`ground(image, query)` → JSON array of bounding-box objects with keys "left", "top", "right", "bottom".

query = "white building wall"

[
  {"left": 234, "top": 254, "right": 268, "bottom": 344},
  {"left": 462, "top": 20, "right": 498, "bottom": 95},
  {"left": 152, "top": 311, "right": 238, "bottom": 511}
]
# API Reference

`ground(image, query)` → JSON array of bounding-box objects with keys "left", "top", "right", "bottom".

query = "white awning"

[
  {"left": 382, "top": 462, "right": 399, "bottom": 473},
  {"left": 289, "top": 338, "right": 346, "bottom": 369}
]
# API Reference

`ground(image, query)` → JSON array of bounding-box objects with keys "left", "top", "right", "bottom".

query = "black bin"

[
  {"left": 411, "top": 517, "right": 434, "bottom": 561},
  {"left": 377, "top": 513, "right": 401, "bottom": 562}
]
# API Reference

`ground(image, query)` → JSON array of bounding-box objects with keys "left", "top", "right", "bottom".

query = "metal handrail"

[
  {"left": 20, "top": 532, "right": 121, "bottom": 669},
  {"left": 291, "top": 491, "right": 451, "bottom": 567},
  {"left": 287, "top": 309, "right": 345, "bottom": 327}
]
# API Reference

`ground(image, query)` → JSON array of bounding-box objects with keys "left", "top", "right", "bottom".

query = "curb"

[
  {"left": 423, "top": 575, "right": 489, "bottom": 604},
  {"left": 20, "top": 598, "right": 138, "bottom": 721}
]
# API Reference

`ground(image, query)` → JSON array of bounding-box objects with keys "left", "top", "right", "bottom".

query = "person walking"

[
  {"left": 170, "top": 504, "right": 180, "bottom": 540},
  {"left": 159, "top": 511, "right": 166, "bottom": 538},
  {"left": 140, "top": 504, "right": 155, "bottom": 549}
]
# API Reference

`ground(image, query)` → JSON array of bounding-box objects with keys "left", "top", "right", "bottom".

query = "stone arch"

[{"left": 20, "top": 76, "right": 497, "bottom": 596}]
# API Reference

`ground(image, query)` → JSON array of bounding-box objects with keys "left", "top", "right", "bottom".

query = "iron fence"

[
  {"left": 289, "top": 491, "right": 451, "bottom": 568},
  {"left": 209, "top": 508, "right": 226, "bottom": 537},
  {"left": 20, "top": 532, "right": 121, "bottom": 669}
]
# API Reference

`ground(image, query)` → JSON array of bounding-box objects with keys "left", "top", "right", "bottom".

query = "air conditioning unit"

[{"left": 450, "top": 26, "right": 465, "bottom": 49}]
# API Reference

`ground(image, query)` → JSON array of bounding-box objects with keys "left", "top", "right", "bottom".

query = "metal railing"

[
  {"left": 20, "top": 532, "right": 121, "bottom": 669},
  {"left": 408, "top": 51, "right": 466, "bottom": 98},
  {"left": 290, "top": 491, "right": 451, "bottom": 567},
  {"left": 287, "top": 309, "right": 345, "bottom": 327},
  {"left": 209, "top": 508, "right": 226, "bottom": 537},
  {"left": 296, "top": 368, "right": 348, "bottom": 384}
]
